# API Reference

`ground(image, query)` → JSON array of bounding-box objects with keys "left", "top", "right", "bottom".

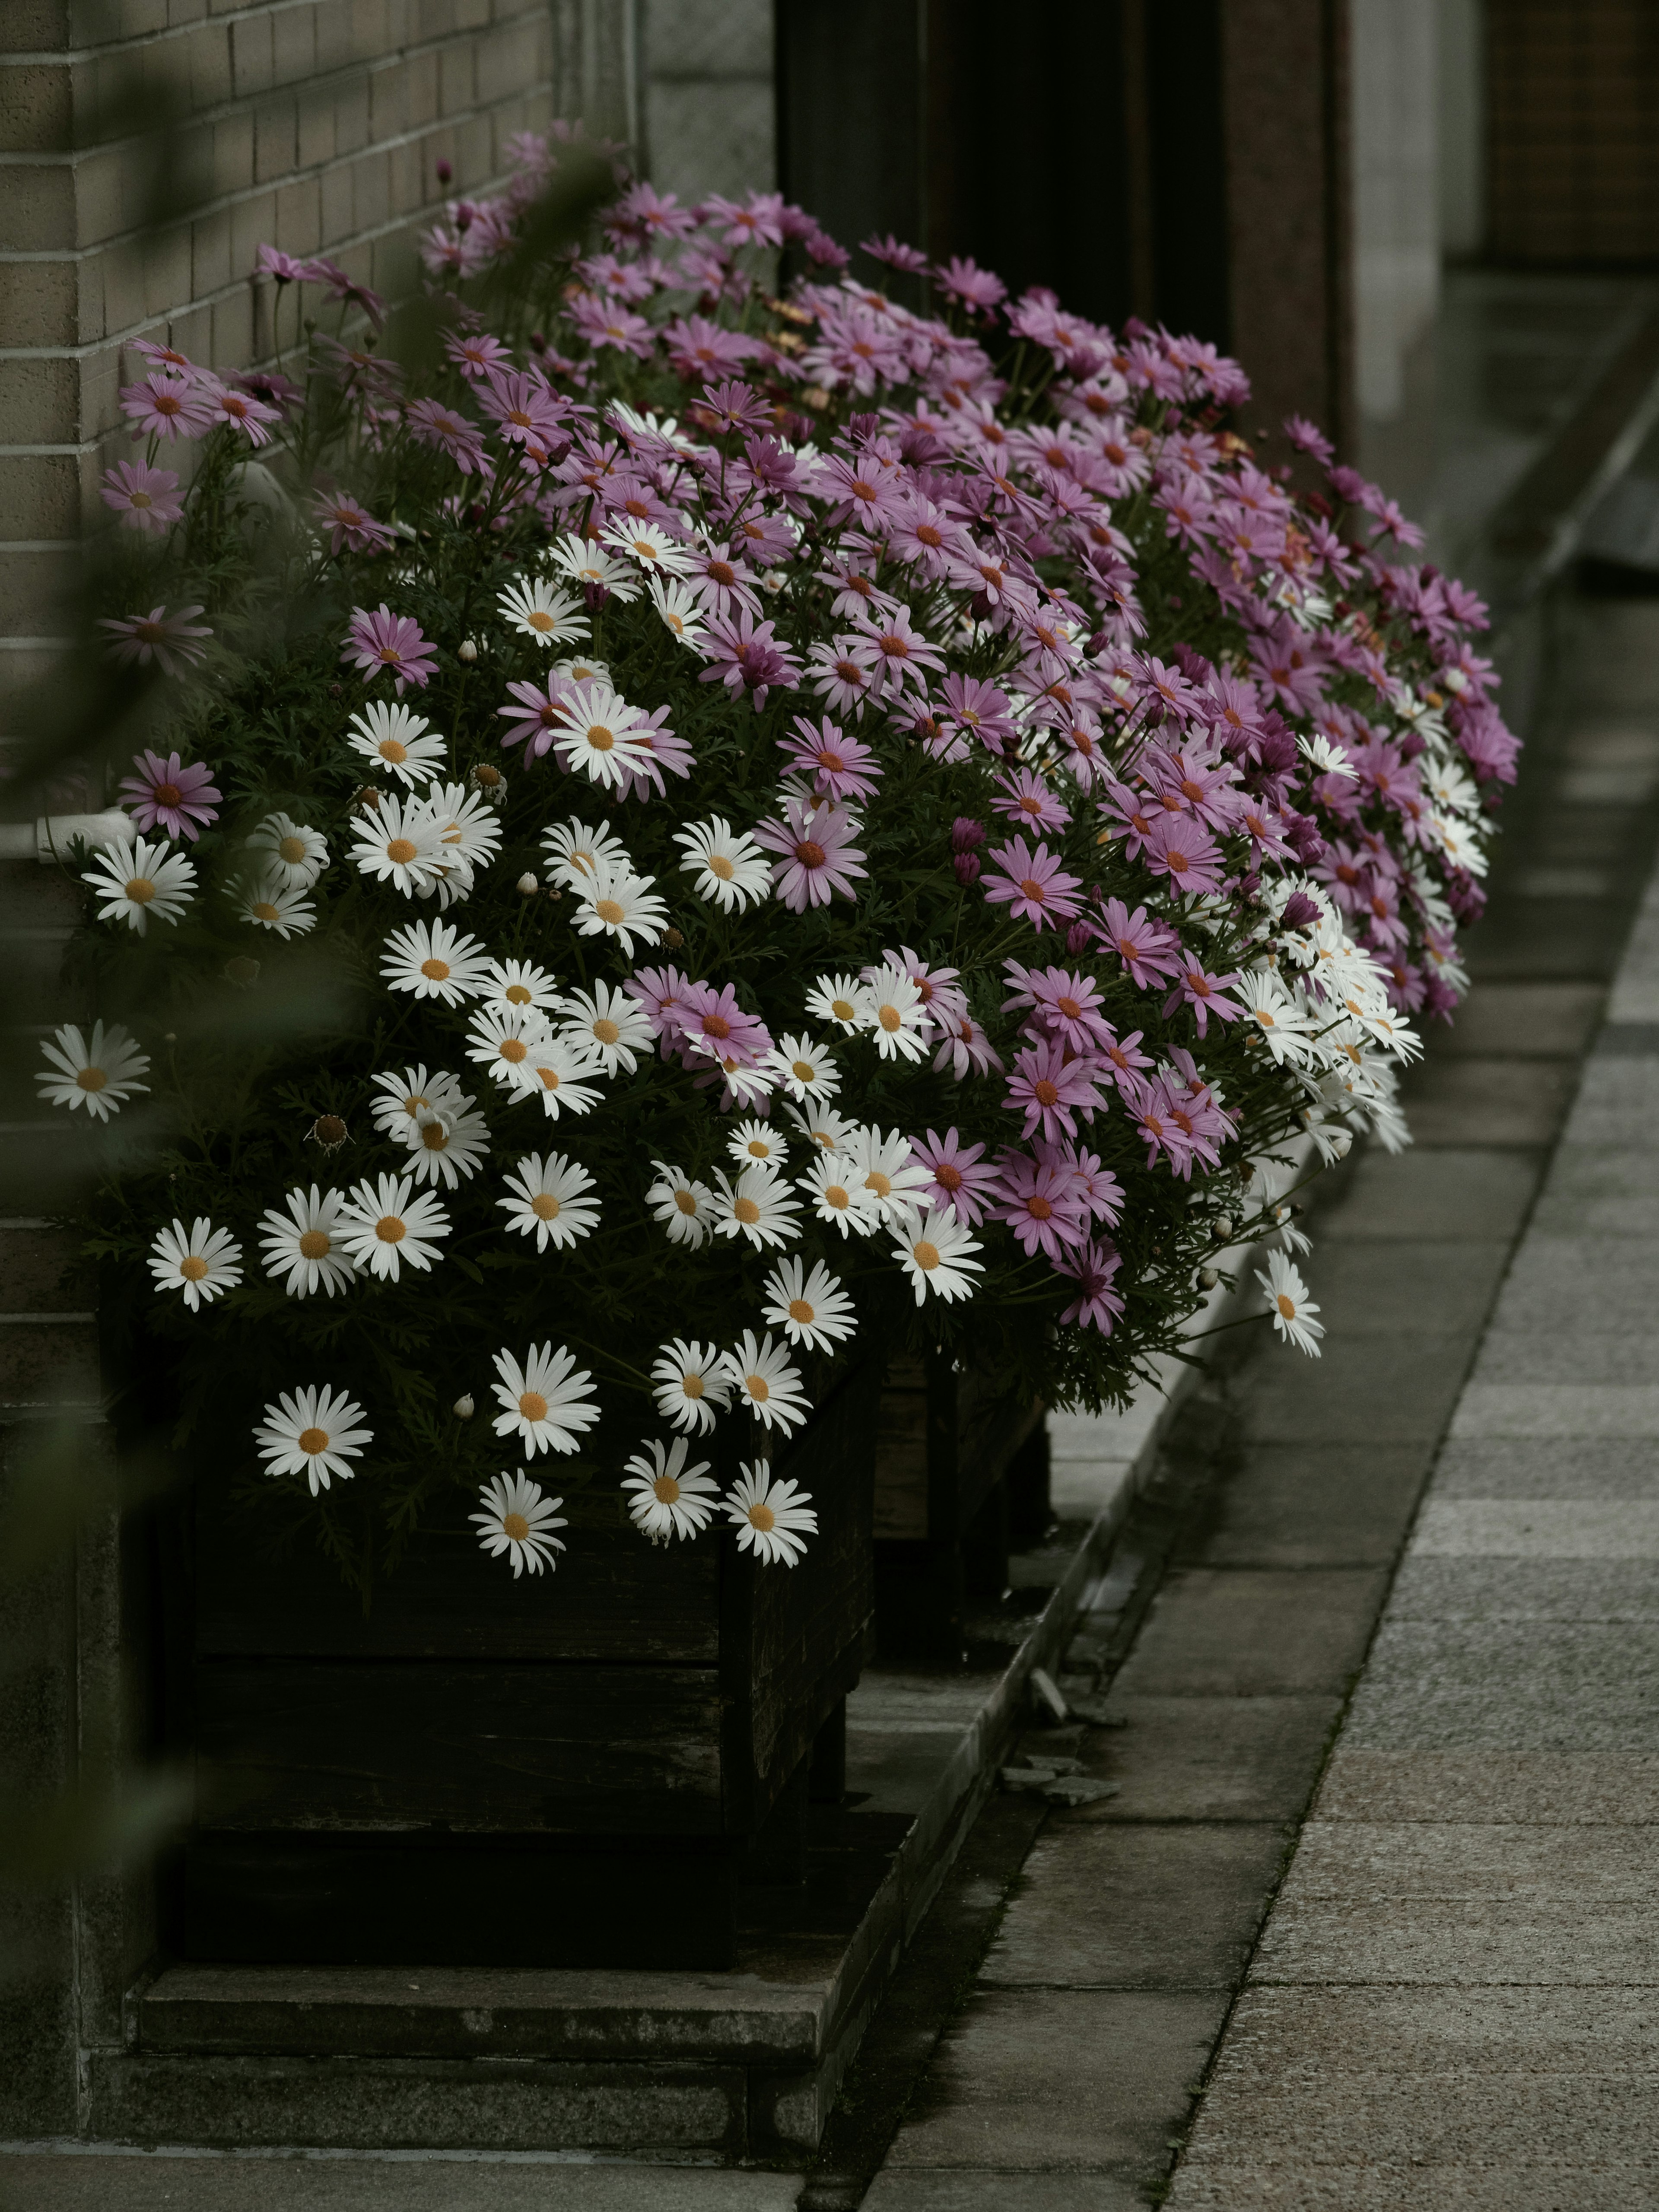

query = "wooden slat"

[{"left": 194, "top": 1662, "right": 724, "bottom": 1834}]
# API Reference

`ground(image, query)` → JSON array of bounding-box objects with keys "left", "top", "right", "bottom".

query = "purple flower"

[
  {"left": 496, "top": 673, "right": 573, "bottom": 758},
  {"left": 1285, "top": 414, "right": 1335, "bottom": 466},
  {"left": 845, "top": 604, "right": 945, "bottom": 700},
  {"left": 118, "top": 749, "right": 221, "bottom": 841},
  {"left": 676, "top": 981, "right": 772, "bottom": 1069},
  {"left": 952, "top": 817, "right": 987, "bottom": 853},
  {"left": 405, "top": 397, "right": 488, "bottom": 475},
  {"left": 932, "top": 1010, "right": 1003, "bottom": 1080},
  {"left": 997, "top": 1152, "right": 1090, "bottom": 1261},
  {"left": 255, "top": 244, "right": 309, "bottom": 283},
  {"left": 779, "top": 715, "right": 881, "bottom": 802},
  {"left": 1141, "top": 813, "right": 1224, "bottom": 896},
  {"left": 312, "top": 491, "right": 396, "bottom": 556},
  {"left": 940, "top": 673, "right": 1018, "bottom": 754},
  {"left": 1099, "top": 899, "right": 1184, "bottom": 988},
  {"left": 444, "top": 331, "right": 512, "bottom": 381},
  {"left": 479, "top": 366, "right": 569, "bottom": 448},
  {"left": 753, "top": 797, "right": 867, "bottom": 912},
  {"left": 1162, "top": 959, "right": 1243, "bottom": 1039},
  {"left": 100, "top": 461, "right": 182, "bottom": 534},
  {"left": 1056, "top": 1240, "right": 1125, "bottom": 1334},
  {"left": 910, "top": 1128, "right": 1001, "bottom": 1225},
  {"left": 983, "top": 837, "right": 1084, "bottom": 932},
  {"left": 934, "top": 255, "right": 1007, "bottom": 312},
  {"left": 699, "top": 610, "right": 801, "bottom": 714},
  {"left": 1041, "top": 1141, "right": 1124, "bottom": 1227},
  {"left": 991, "top": 768, "right": 1072, "bottom": 836},
  {"left": 1004, "top": 1039, "right": 1107, "bottom": 1143},
  {"left": 99, "top": 604, "right": 210, "bottom": 676},
  {"left": 953, "top": 852, "right": 982, "bottom": 888},
  {"left": 1002, "top": 962, "right": 1114, "bottom": 1050},
  {"left": 199, "top": 381, "right": 281, "bottom": 445},
  {"left": 341, "top": 604, "right": 438, "bottom": 694},
  {"left": 120, "top": 372, "right": 214, "bottom": 442},
  {"left": 861, "top": 232, "right": 930, "bottom": 273}
]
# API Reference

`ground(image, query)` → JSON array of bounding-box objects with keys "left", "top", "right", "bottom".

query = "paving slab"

[
  {"left": 1407, "top": 1497, "right": 1659, "bottom": 1558},
  {"left": 863, "top": 2171, "right": 1144, "bottom": 2209},
  {"left": 881, "top": 1990, "right": 1227, "bottom": 2175},
  {"left": 1231, "top": 1332, "right": 1473, "bottom": 1446},
  {"left": 1311, "top": 1149, "right": 1540, "bottom": 1243},
  {"left": 1468, "top": 1330, "right": 1659, "bottom": 1384},
  {"left": 1430, "top": 1433, "right": 1659, "bottom": 1499},
  {"left": 1178, "top": 1444, "right": 1430, "bottom": 1568},
  {"left": 1168, "top": 2164, "right": 1659, "bottom": 2209},
  {"left": 1395, "top": 1056, "right": 1579, "bottom": 1146},
  {"left": 1428, "top": 981, "right": 1605, "bottom": 1057},
  {"left": 980, "top": 1824, "right": 1290, "bottom": 1991},
  {"left": 1064, "top": 1696, "right": 1343, "bottom": 1824},
  {"left": 1112, "top": 1570, "right": 1389, "bottom": 1698},
  {"left": 1485, "top": 1234, "right": 1659, "bottom": 1328},
  {"left": 1386, "top": 1554, "right": 1659, "bottom": 1620},
  {"left": 1289, "top": 1243, "right": 1510, "bottom": 1338},
  {"left": 1314, "top": 1746, "right": 1659, "bottom": 1825},
  {"left": 1528, "top": 1143, "right": 1659, "bottom": 1236},
  {"left": 1340, "top": 1618, "right": 1659, "bottom": 1749},
  {"left": 1280, "top": 1817, "right": 1659, "bottom": 1899}
]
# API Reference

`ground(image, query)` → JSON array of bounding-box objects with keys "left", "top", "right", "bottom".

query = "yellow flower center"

[
  {"left": 746, "top": 1373, "right": 770, "bottom": 1402},
  {"left": 681, "top": 1373, "right": 705, "bottom": 1398},
  {"left": 733, "top": 1196, "right": 762, "bottom": 1225},
  {"left": 913, "top": 1239, "right": 941, "bottom": 1271},
  {"left": 653, "top": 1474, "right": 681, "bottom": 1503},
  {"left": 791, "top": 1059, "right": 815, "bottom": 1081},
  {"left": 299, "top": 1230, "right": 331, "bottom": 1259},
  {"left": 421, "top": 957, "right": 450, "bottom": 981},
  {"left": 878, "top": 1005, "right": 902, "bottom": 1032},
  {"left": 76, "top": 1066, "right": 108, "bottom": 1092},
  {"left": 584, "top": 724, "right": 615, "bottom": 753},
  {"left": 519, "top": 1391, "right": 548, "bottom": 1421},
  {"left": 378, "top": 738, "right": 408, "bottom": 763},
  {"left": 674, "top": 1188, "right": 698, "bottom": 1215},
  {"left": 593, "top": 1017, "right": 620, "bottom": 1045},
  {"left": 500, "top": 1037, "right": 528, "bottom": 1062},
  {"left": 376, "top": 1215, "right": 406, "bottom": 1243},
  {"left": 831, "top": 997, "right": 856, "bottom": 1022},
  {"left": 825, "top": 1183, "right": 851, "bottom": 1209},
  {"left": 386, "top": 838, "right": 417, "bottom": 864},
  {"left": 710, "top": 855, "right": 736, "bottom": 880},
  {"left": 421, "top": 1122, "right": 449, "bottom": 1151},
  {"left": 253, "top": 902, "right": 280, "bottom": 922},
  {"left": 1277, "top": 1294, "right": 1297, "bottom": 1320},
  {"left": 528, "top": 610, "right": 554, "bottom": 632},
  {"left": 506, "top": 983, "right": 532, "bottom": 1004},
  {"left": 594, "top": 899, "right": 625, "bottom": 925},
  {"left": 788, "top": 1297, "right": 814, "bottom": 1323},
  {"left": 537, "top": 1066, "right": 561, "bottom": 1090},
  {"left": 298, "top": 1426, "right": 329, "bottom": 1455},
  {"left": 278, "top": 836, "right": 307, "bottom": 863},
  {"left": 531, "top": 1193, "right": 560, "bottom": 1220},
  {"left": 747, "top": 1501, "right": 775, "bottom": 1532},
  {"left": 125, "top": 876, "right": 156, "bottom": 904},
  {"left": 180, "top": 1255, "right": 209, "bottom": 1281},
  {"left": 502, "top": 1510, "right": 530, "bottom": 1540},
  {"left": 865, "top": 1170, "right": 892, "bottom": 1199}
]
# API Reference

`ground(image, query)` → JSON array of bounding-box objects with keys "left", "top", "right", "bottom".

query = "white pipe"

[{"left": 0, "top": 810, "right": 132, "bottom": 862}]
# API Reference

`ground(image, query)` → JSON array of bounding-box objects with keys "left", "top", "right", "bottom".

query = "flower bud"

[
  {"left": 1213, "top": 1215, "right": 1234, "bottom": 1243},
  {"left": 458, "top": 638, "right": 478, "bottom": 663},
  {"left": 951, "top": 816, "right": 986, "bottom": 852},
  {"left": 453, "top": 1393, "right": 474, "bottom": 1419},
  {"left": 1197, "top": 1267, "right": 1218, "bottom": 1291},
  {"left": 517, "top": 873, "right": 539, "bottom": 896},
  {"left": 435, "top": 158, "right": 453, "bottom": 184},
  {"left": 953, "top": 851, "right": 981, "bottom": 887},
  {"left": 1065, "top": 921, "right": 1092, "bottom": 957},
  {"left": 308, "top": 1114, "right": 349, "bottom": 1154}
]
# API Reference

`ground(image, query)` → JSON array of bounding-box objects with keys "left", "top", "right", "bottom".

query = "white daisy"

[
  {"left": 761, "top": 1257, "right": 857, "bottom": 1352},
  {"left": 254, "top": 1383, "right": 373, "bottom": 1495},
  {"left": 1256, "top": 1249, "right": 1324, "bottom": 1357},
  {"left": 345, "top": 700, "right": 447, "bottom": 787},
  {"left": 368, "top": 1063, "right": 465, "bottom": 1140},
  {"left": 556, "top": 980, "right": 655, "bottom": 1076},
  {"left": 725, "top": 1118, "right": 788, "bottom": 1169},
  {"left": 766, "top": 1033, "right": 840, "bottom": 1103},
  {"left": 398, "top": 1096, "right": 491, "bottom": 1188},
  {"left": 674, "top": 816, "right": 771, "bottom": 913},
  {"left": 893, "top": 1208, "right": 983, "bottom": 1306},
  {"left": 648, "top": 1162, "right": 715, "bottom": 1248},
  {"left": 602, "top": 518, "right": 695, "bottom": 577},
  {"left": 719, "top": 1330, "right": 810, "bottom": 1434},
  {"left": 413, "top": 780, "right": 503, "bottom": 876},
  {"left": 148, "top": 1216, "right": 242, "bottom": 1312},
  {"left": 621, "top": 1437, "right": 719, "bottom": 1543},
  {"left": 844, "top": 1125, "right": 932, "bottom": 1223},
  {"left": 785, "top": 1100, "right": 854, "bottom": 1154},
  {"left": 465, "top": 1003, "right": 552, "bottom": 1089},
  {"left": 257, "top": 1183, "right": 357, "bottom": 1298},
  {"left": 349, "top": 792, "right": 442, "bottom": 895},
  {"left": 1299, "top": 731, "right": 1356, "bottom": 780},
  {"left": 707, "top": 1055, "right": 778, "bottom": 1112},
  {"left": 37, "top": 1020, "right": 149, "bottom": 1122},
  {"left": 83, "top": 834, "right": 196, "bottom": 935},
  {"left": 246, "top": 812, "right": 328, "bottom": 891},
  {"left": 238, "top": 876, "right": 317, "bottom": 937},
  {"left": 336, "top": 1172, "right": 451, "bottom": 1281},
  {"left": 710, "top": 1163, "right": 803, "bottom": 1251},
  {"left": 541, "top": 815, "right": 631, "bottom": 890},
  {"left": 862, "top": 966, "right": 931, "bottom": 1062},
  {"left": 516, "top": 1034, "right": 604, "bottom": 1119},
  {"left": 569, "top": 856, "right": 668, "bottom": 956},
  {"left": 1236, "top": 970, "right": 1313, "bottom": 1066},
  {"left": 470, "top": 1469, "right": 567, "bottom": 1576},
  {"left": 553, "top": 681, "right": 660, "bottom": 791},
  {"left": 380, "top": 918, "right": 490, "bottom": 1005},
  {"left": 650, "top": 1337, "right": 732, "bottom": 1434},
  {"left": 805, "top": 973, "right": 868, "bottom": 1034},
  {"left": 799, "top": 1148, "right": 882, "bottom": 1237},
  {"left": 490, "top": 1340, "right": 599, "bottom": 1458},
  {"left": 497, "top": 574, "right": 589, "bottom": 648},
  {"left": 547, "top": 532, "right": 642, "bottom": 601},
  {"left": 498, "top": 1150, "right": 601, "bottom": 1251},
  {"left": 724, "top": 1460, "right": 817, "bottom": 1565},
  {"left": 550, "top": 652, "right": 612, "bottom": 689},
  {"left": 648, "top": 574, "right": 707, "bottom": 649},
  {"left": 479, "top": 957, "right": 561, "bottom": 1017}
]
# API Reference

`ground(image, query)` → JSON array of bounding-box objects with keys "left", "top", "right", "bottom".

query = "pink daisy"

[
  {"left": 910, "top": 1128, "right": 1002, "bottom": 1226},
  {"left": 117, "top": 748, "right": 221, "bottom": 841},
  {"left": 1004, "top": 1039, "right": 1107, "bottom": 1143},
  {"left": 120, "top": 372, "right": 214, "bottom": 442},
  {"left": 753, "top": 797, "right": 868, "bottom": 913},
  {"left": 997, "top": 1152, "right": 1089, "bottom": 1260},
  {"left": 313, "top": 492, "right": 395, "bottom": 555},
  {"left": 932, "top": 1011, "right": 1004, "bottom": 1080},
  {"left": 991, "top": 768, "right": 1072, "bottom": 834},
  {"left": 496, "top": 673, "right": 575, "bottom": 758},
  {"left": 983, "top": 837, "right": 1084, "bottom": 931},
  {"left": 341, "top": 605, "right": 438, "bottom": 694},
  {"left": 100, "top": 461, "right": 182, "bottom": 535},
  {"left": 1056, "top": 1240, "right": 1125, "bottom": 1333},
  {"left": 405, "top": 397, "right": 488, "bottom": 475},
  {"left": 778, "top": 715, "right": 882, "bottom": 802},
  {"left": 99, "top": 604, "right": 211, "bottom": 676},
  {"left": 200, "top": 381, "right": 281, "bottom": 445}
]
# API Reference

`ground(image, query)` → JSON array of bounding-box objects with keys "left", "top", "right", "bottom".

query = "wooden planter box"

[
  {"left": 174, "top": 1361, "right": 880, "bottom": 1970},
  {"left": 872, "top": 1356, "right": 1046, "bottom": 1661}
]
